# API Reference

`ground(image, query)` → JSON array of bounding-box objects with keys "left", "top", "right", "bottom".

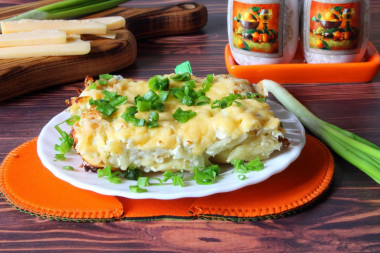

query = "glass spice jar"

[
  {"left": 228, "top": 0, "right": 299, "bottom": 65},
  {"left": 301, "top": 0, "right": 369, "bottom": 63}
]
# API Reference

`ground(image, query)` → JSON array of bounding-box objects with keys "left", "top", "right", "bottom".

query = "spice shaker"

[
  {"left": 302, "top": 0, "right": 369, "bottom": 63},
  {"left": 228, "top": 0, "right": 299, "bottom": 65}
]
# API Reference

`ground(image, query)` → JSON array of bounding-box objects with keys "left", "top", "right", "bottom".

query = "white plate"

[{"left": 37, "top": 100, "right": 305, "bottom": 200}]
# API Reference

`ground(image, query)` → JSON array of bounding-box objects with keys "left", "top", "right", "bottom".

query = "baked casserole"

[{"left": 67, "top": 74, "right": 287, "bottom": 172}]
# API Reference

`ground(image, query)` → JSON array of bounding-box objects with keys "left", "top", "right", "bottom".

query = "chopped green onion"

[
  {"left": 54, "top": 154, "right": 66, "bottom": 161},
  {"left": 54, "top": 118, "right": 75, "bottom": 161},
  {"left": 88, "top": 83, "right": 97, "bottom": 90},
  {"left": 158, "top": 91, "right": 170, "bottom": 102},
  {"left": 245, "top": 92, "right": 266, "bottom": 102},
  {"left": 132, "top": 117, "right": 146, "bottom": 126},
  {"left": 62, "top": 165, "right": 74, "bottom": 170},
  {"left": 97, "top": 166, "right": 112, "bottom": 178},
  {"left": 110, "top": 177, "right": 122, "bottom": 184},
  {"left": 65, "top": 115, "right": 80, "bottom": 126},
  {"left": 135, "top": 90, "right": 165, "bottom": 112},
  {"left": 211, "top": 93, "right": 243, "bottom": 109},
  {"left": 162, "top": 171, "right": 184, "bottom": 187},
  {"left": 170, "top": 80, "right": 211, "bottom": 107},
  {"left": 202, "top": 80, "right": 212, "bottom": 92},
  {"left": 99, "top": 74, "right": 114, "bottom": 80},
  {"left": 148, "top": 75, "right": 170, "bottom": 91},
  {"left": 129, "top": 185, "right": 147, "bottom": 193},
  {"left": 174, "top": 61, "right": 192, "bottom": 74},
  {"left": 98, "top": 79, "right": 108, "bottom": 86},
  {"left": 137, "top": 177, "right": 149, "bottom": 187},
  {"left": 231, "top": 158, "right": 264, "bottom": 179},
  {"left": 1, "top": 0, "right": 130, "bottom": 24},
  {"left": 109, "top": 95, "right": 127, "bottom": 107},
  {"left": 90, "top": 98, "right": 117, "bottom": 116},
  {"left": 124, "top": 166, "right": 142, "bottom": 180},
  {"left": 136, "top": 100, "right": 151, "bottom": 112},
  {"left": 122, "top": 106, "right": 147, "bottom": 127},
  {"left": 148, "top": 177, "right": 163, "bottom": 186},
  {"left": 143, "top": 89, "right": 159, "bottom": 101},
  {"left": 173, "top": 107, "right": 196, "bottom": 123},
  {"left": 258, "top": 79, "right": 380, "bottom": 184},
  {"left": 207, "top": 74, "right": 214, "bottom": 83},
  {"left": 170, "top": 72, "right": 192, "bottom": 81},
  {"left": 147, "top": 111, "right": 159, "bottom": 128},
  {"left": 90, "top": 91, "right": 126, "bottom": 116},
  {"left": 103, "top": 90, "right": 117, "bottom": 100},
  {"left": 193, "top": 165, "right": 221, "bottom": 185},
  {"left": 97, "top": 166, "right": 122, "bottom": 184},
  {"left": 195, "top": 96, "right": 210, "bottom": 106},
  {"left": 238, "top": 175, "right": 246, "bottom": 180}
]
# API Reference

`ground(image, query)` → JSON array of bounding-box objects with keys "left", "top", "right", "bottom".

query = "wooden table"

[{"left": 0, "top": 0, "right": 379, "bottom": 251}]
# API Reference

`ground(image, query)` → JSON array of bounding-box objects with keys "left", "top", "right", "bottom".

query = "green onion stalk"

[
  {"left": 1, "top": 0, "right": 129, "bottom": 26},
  {"left": 257, "top": 79, "right": 380, "bottom": 184}
]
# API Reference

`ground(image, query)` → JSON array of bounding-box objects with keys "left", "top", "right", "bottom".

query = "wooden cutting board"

[{"left": 0, "top": 1, "right": 208, "bottom": 101}]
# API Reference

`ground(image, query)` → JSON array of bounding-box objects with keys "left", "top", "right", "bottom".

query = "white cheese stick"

[
  {"left": 0, "top": 30, "right": 66, "bottom": 47},
  {"left": 1, "top": 19, "right": 107, "bottom": 35},
  {"left": 92, "top": 31, "right": 117, "bottom": 39},
  {"left": 84, "top": 16, "right": 126, "bottom": 30},
  {"left": 0, "top": 38, "right": 90, "bottom": 59}
]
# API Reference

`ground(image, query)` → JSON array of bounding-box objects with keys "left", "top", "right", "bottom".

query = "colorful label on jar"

[
  {"left": 230, "top": 0, "right": 284, "bottom": 58},
  {"left": 305, "top": 0, "right": 364, "bottom": 54}
]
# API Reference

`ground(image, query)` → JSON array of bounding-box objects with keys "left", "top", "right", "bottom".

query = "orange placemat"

[{"left": 0, "top": 135, "right": 334, "bottom": 222}]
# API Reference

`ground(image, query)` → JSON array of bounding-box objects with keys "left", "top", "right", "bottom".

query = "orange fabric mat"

[{"left": 0, "top": 135, "right": 334, "bottom": 221}]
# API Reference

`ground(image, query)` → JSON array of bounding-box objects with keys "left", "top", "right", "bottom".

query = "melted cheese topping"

[{"left": 69, "top": 74, "right": 284, "bottom": 172}]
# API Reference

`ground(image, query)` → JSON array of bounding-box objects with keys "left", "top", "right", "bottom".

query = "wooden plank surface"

[
  {"left": 0, "top": 0, "right": 379, "bottom": 252},
  {"left": 0, "top": 1, "right": 207, "bottom": 101}
]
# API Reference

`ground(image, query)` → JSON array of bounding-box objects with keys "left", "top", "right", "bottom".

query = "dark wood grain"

[{"left": 0, "top": 0, "right": 380, "bottom": 252}]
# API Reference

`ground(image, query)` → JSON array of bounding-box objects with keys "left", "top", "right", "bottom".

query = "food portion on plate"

[{"left": 65, "top": 66, "right": 289, "bottom": 177}]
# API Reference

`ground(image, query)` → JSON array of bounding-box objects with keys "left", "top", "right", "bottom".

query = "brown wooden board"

[{"left": 0, "top": 1, "right": 208, "bottom": 101}]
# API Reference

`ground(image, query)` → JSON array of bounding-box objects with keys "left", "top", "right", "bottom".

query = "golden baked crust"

[{"left": 68, "top": 74, "right": 286, "bottom": 172}]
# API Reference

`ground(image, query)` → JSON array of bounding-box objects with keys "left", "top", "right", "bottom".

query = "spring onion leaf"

[
  {"left": 231, "top": 158, "right": 264, "bottom": 179},
  {"left": 211, "top": 93, "right": 243, "bottom": 109},
  {"left": 174, "top": 61, "right": 192, "bottom": 74},
  {"left": 245, "top": 92, "right": 267, "bottom": 102},
  {"left": 62, "top": 165, "right": 74, "bottom": 170},
  {"left": 97, "top": 166, "right": 122, "bottom": 184},
  {"left": 132, "top": 117, "right": 146, "bottom": 126},
  {"left": 124, "top": 166, "right": 142, "bottom": 180},
  {"left": 162, "top": 171, "right": 184, "bottom": 187},
  {"left": 1, "top": 0, "right": 130, "bottom": 25},
  {"left": 171, "top": 72, "right": 192, "bottom": 81},
  {"left": 193, "top": 165, "right": 221, "bottom": 185},
  {"left": 137, "top": 177, "right": 149, "bottom": 187},
  {"left": 158, "top": 91, "right": 170, "bottom": 102},
  {"left": 135, "top": 90, "right": 165, "bottom": 112},
  {"left": 99, "top": 74, "right": 114, "bottom": 80},
  {"left": 258, "top": 79, "right": 380, "bottom": 184},
  {"left": 206, "top": 74, "right": 214, "bottom": 83},
  {"left": 88, "top": 83, "right": 97, "bottom": 90},
  {"left": 170, "top": 79, "right": 211, "bottom": 106},
  {"left": 129, "top": 185, "right": 148, "bottom": 193},
  {"left": 147, "top": 111, "right": 159, "bottom": 128},
  {"left": 65, "top": 115, "right": 80, "bottom": 126},
  {"left": 54, "top": 117, "right": 76, "bottom": 160},
  {"left": 172, "top": 107, "right": 196, "bottom": 123},
  {"left": 89, "top": 90, "right": 126, "bottom": 116},
  {"left": 54, "top": 154, "right": 66, "bottom": 161},
  {"left": 90, "top": 98, "right": 117, "bottom": 116},
  {"left": 148, "top": 75, "right": 170, "bottom": 91}
]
